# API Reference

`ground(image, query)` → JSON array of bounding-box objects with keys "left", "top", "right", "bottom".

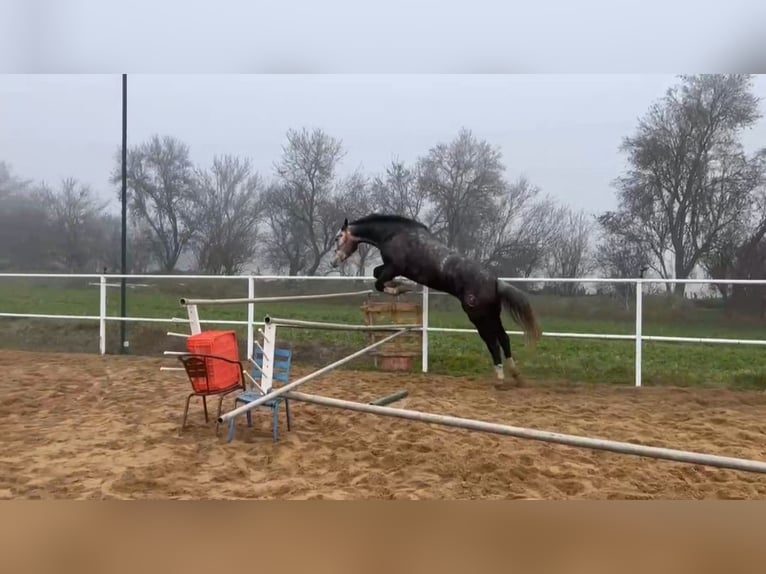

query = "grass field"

[{"left": 0, "top": 275, "right": 765, "bottom": 389}]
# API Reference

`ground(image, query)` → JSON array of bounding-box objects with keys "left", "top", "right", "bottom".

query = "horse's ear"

[{"left": 342, "top": 218, "right": 348, "bottom": 230}]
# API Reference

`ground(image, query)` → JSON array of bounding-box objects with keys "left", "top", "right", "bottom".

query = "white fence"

[{"left": 1, "top": 272, "right": 765, "bottom": 387}]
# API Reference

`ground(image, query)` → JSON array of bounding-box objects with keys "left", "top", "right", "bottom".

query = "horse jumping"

[{"left": 331, "top": 213, "right": 542, "bottom": 389}]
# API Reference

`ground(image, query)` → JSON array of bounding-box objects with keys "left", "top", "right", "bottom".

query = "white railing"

[{"left": 0, "top": 272, "right": 765, "bottom": 387}]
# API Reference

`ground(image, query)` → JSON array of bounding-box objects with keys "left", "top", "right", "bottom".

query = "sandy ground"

[{"left": 2, "top": 349, "right": 766, "bottom": 499}]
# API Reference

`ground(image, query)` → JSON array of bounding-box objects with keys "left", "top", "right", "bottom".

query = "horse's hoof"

[{"left": 493, "top": 381, "right": 513, "bottom": 391}]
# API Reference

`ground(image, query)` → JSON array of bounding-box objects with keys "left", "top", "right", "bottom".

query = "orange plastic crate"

[{"left": 185, "top": 330, "right": 241, "bottom": 392}]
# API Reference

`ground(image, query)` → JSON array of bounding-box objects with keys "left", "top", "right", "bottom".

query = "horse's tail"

[{"left": 496, "top": 280, "right": 542, "bottom": 347}]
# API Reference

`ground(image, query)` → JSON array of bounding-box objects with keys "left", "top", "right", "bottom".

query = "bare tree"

[
  {"left": 545, "top": 207, "right": 596, "bottom": 294},
  {"left": 609, "top": 74, "right": 763, "bottom": 297},
  {"left": 701, "top": 189, "right": 766, "bottom": 313},
  {"left": 96, "top": 215, "right": 157, "bottom": 274},
  {"left": 597, "top": 207, "right": 673, "bottom": 290},
  {"left": 263, "top": 127, "right": 346, "bottom": 275},
  {"left": 0, "top": 161, "right": 32, "bottom": 199},
  {"left": 261, "top": 182, "right": 311, "bottom": 275},
  {"left": 370, "top": 158, "right": 427, "bottom": 221},
  {"left": 731, "top": 238, "right": 766, "bottom": 316},
  {"left": 416, "top": 128, "right": 507, "bottom": 257},
  {"left": 126, "top": 223, "right": 158, "bottom": 274},
  {"left": 329, "top": 170, "right": 380, "bottom": 276},
  {"left": 596, "top": 249, "right": 647, "bottom": 305},
  {"left": 0, "top": 162, "right": 47, "bottom": 270},
  {"left": 475, "top": 177, "right": 566, "bottom": 278},
  {"left": 190, "top": 155, "right": 265, "bottom": 275},
  {"left": 37, "top": 177, "right": 109, "bottom": 272},
  {"left": 595, "top": 212, "right": 651, "bottom": 304},
  {"left": 702, "top": 152, "right": 766, "bottom": 291},
  {"left": 112, "top": 134, "right": 197, "bottom": 272},
  {"left": 701, "top": 220, "right": 750, "bottom": 300},
  {"left": 0, "top": 190, "right": 53, "bottom": 271}
]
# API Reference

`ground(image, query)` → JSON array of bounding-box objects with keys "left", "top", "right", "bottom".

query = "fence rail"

[{"left": 0, "top": 272, "right": 765, "bottom": 387}]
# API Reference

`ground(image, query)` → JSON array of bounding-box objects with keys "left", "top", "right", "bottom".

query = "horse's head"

[{"left": 331, "top": 218, "right": 360, "bottom": 268}]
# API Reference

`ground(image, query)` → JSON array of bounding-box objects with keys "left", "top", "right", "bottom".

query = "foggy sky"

[{"left": 2, "top": 73, "right": 766, "bottom": 218}]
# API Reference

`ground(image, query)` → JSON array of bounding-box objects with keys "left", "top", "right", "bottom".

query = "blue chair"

[{"left": 227, "top": 348, "right": 293, "bottom": 443}]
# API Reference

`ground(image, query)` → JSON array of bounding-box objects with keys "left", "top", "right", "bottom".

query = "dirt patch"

[{"left": 2, "top": 349, "right": 766, "bottom": 499}]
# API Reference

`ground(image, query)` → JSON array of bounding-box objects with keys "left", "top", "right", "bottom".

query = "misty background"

[{"left": 2, "top": 73, "right": 766, "bottom": 311}]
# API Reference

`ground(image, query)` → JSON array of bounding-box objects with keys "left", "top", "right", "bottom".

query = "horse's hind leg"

[
  {"left": 497, "top": 317, "right": 512, "bottom": 359},
  {"left": 472, "top": 316, "right": 511, "bottom": 390},
  {"left": 496, "top": 316, "right": 524, "bottom": 386}
]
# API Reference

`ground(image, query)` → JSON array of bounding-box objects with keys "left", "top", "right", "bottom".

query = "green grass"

[{"left": 0, "top": 276, "right": 765, "bottom": 389}]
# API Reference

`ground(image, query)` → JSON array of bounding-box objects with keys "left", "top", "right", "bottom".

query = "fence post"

[
  {"left": 421, "top": 286, "right": 429, "bottom": 373},
  {"left": 99, "top": 275, "right": 107, "bottom": 355},
  {"left": 247, "top": 275, "right": 255, "bottom": 362},
  {"left": 634, "top": 279, "right": 643, "bottom": 387}
]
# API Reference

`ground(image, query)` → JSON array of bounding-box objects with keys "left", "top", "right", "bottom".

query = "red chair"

[{"left": 178, "top": 353, "right": 246, "bottom": 434}]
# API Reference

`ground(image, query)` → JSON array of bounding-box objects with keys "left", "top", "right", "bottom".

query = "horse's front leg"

[{"left": 374, "top": 265, "right": 402, "bottom": 295}]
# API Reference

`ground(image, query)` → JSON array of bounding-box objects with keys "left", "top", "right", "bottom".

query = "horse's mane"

[{"left": 350, "top": 213, "right": 429, "bottom": 231}]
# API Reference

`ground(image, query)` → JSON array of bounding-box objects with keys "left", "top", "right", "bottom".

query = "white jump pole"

[
  {"left": 264, "top": 315, "right": 422, "bottom": 332},
  {"left": 217, "top": 327, "right": 412, "bottom": 424},
  {"left": 421, "top": 286, "right": 429, "bottom": 373},
  {"left": 259, "top": 321, "right": 276, "bottom": 393},
  {"left": 246, "top": 276, "right": 255, "bottom": 362},
  {"left": 283, "top": 391, "right": 766, "bottom": 475},
  {"left": 186, "top": 304, "right": 202, "bottom": 335},
  {"left": 99, "top": 275, "right": 107, "bottom": 355},
  {"left": 179, "top": 290, "right": 373, "bottom": 306}
]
